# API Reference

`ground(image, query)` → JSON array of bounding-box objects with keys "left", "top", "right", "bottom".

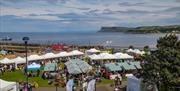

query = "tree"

[
  {"left": 128, "top": 45, "right": 134, "bottom": 49},
  {"left": 142, "top": 33, "right": 180, "bottom": 91},
  {"left": 143, "top": 45, "right": 150, "bottom": 53}
]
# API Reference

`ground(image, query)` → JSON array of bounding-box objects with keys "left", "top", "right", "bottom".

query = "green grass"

[
  {"left": 96, "top": 77, "right": 127, "bottom": 86},
  {"left": 0, "top": 70, "right": 51, "bottom": 87},
  {"left": 97, "top": 79, "right": 114, "bottom": 86}
]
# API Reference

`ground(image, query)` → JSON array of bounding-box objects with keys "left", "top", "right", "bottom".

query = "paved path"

[
  {"left": 33, "top": 81, "right": 127, "bottom": 91},
  {"left": 33, "top": 86, "right": 113, "bottom": 91}
]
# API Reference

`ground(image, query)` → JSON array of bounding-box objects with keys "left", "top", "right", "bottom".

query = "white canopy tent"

[
  {"left": 12, "top": 56, "right": 25, "bottom": 64},
  {"left": 42, "top": 52, "right": 57, "bottom": 59},
  {"left": 89, "top": 53, "right": 117, "bottom": 60},
  {"left": 28, "top": 54, "right": 43, "bottom": 61},
  {"left": 55, "top": 51, "right": 70, "bottom": 57},
  {"left": 12, "top": 56, "right": 25, "bottom": 68},
  {"left": 0, "top": 58, "right": 15, "bottom": 64},
  {"left": 126, "top": 49, "right": 145, "bottom": 55},
  {"left": 114, "top": 52, "right": 134, "bottom": 59},
  {"left": 89, "top": 54, "right": 101, "bottom": 60},
  {"left": 99, "top": 53, "right": 117, "bottom": 60},
  {"left": 0, "top": 79, "right": 17, "bottom": 91},
  {"left": 69, "top": 50, "right": 84, "bottom": 56},
  {"left": 86, "top": 48, "right": 100, "bottom": 53}
]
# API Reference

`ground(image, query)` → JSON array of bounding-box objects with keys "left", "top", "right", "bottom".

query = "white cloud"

[{"left": 20, "top": 15, "right": 64, "bottom": 21}]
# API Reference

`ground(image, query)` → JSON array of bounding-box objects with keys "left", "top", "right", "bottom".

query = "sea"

[{"left": 0, "top": 32, "right": 180, "bottom": 48}]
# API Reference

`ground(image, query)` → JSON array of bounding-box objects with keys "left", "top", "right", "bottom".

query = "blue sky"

[{"left": 0, "top": 0, "right": 180, "bottom": 32}]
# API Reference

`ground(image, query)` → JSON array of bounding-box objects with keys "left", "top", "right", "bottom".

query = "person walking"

[
  {"left": 116, "top": 73, "right": 122, "bottom": 85},
  {"left": 66, "top": 76, "right": 74, "bottom": 91},
  {"left": 87, "top": 79, "right": 96, "bottom": 91}
]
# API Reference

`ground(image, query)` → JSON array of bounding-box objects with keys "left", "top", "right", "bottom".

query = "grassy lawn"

[
  {"left": 0, "top": 70, "right": 51, "bottom": 87},
  {"left": 97, "top": 79, "right": 114, "bottom": 86},
  {"left": 0, "top": 70, "right": 127, "bottom": 87}
]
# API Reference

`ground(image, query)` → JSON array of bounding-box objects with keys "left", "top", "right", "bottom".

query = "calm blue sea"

[{"left": 0, "top": 32, "right": 180, "bottom": 47}]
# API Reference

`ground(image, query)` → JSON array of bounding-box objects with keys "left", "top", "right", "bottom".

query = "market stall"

[
  {"left": 27, "top": 63, "right": 41, "bottom": 77},
  {"left": 44, "top": 63, "right": 58, "bottom": 72},
  {"left": 65, "top": 59, "right": 92, "bottom": 74},
  {"left": 86, "top": 48, "right": 100, "bottom": 55}
]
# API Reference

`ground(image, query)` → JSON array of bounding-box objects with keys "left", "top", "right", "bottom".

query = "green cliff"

[{"left": 99, "top": 25, "right": 180, "bottom": 34}]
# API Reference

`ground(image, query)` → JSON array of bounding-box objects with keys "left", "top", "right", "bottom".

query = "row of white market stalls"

[
  {"left": 88, "top": 52, "right": 142, "bottom": 77},
  {"left": 89, "top": 52, "right": 134, "bottom": 60},
  {"left": 0, "top": 50, "right": 84, "bottom": 65},
  {"left": 0, "top": 48, "right": 145, "bottom": 65}
]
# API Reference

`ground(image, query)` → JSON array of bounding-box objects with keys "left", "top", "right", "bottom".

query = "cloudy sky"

[{"left": 0, "top": 0, "right": 180, "bottom": 32}]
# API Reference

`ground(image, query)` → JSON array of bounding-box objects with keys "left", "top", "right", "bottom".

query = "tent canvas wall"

[
  {"left": 0, "top": 79, "right": 17, "bottom": 91},
  {"left": 126, "top": 76, "right": 141, "bottom": 91}
]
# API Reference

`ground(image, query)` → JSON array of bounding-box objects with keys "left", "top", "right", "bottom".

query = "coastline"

[
  {"left": 0, "top": 42, "right": 156, "bottom": 52},
  {"left": 98, "top": 31, "right": 180, "bottom": 34}
]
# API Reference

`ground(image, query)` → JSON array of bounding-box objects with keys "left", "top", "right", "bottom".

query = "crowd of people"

[{"left": 0, "top": 64, "right": 15, "bottom": 75}]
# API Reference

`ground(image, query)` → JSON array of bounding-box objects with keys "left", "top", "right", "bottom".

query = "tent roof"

[
  {"left": 104, "top": 63, "right": 122, "bottom": 72},
  {"left": 56, "top": 51, "right": 70, "bottom": 57},
  {"left": 89, "top": 54, "right": 101, "bottom": 60},
  {"left": 118, "top": 62, "right": 136, "bottom": 70},
  {"left": 44, "top": 63, "right": 57, "bottom": 71},
  {"left": 28, "top": 54, "right": 43, "bottom": 61},
  {"left": 131, "top": 62, "right": 142, "bottom": 69},
  {"left": 69, "top": 50, "right": 84, "bottom": 56},
  {"left": 100, "top": 53, "right": 116, "bottom": 59},
  {"left": 0, "top": 58, "right": 14, "bottom": 64},
  {"left": 42, "top": 52, "right": 57, "bottom": 59},
  {"left": 86, "top": 48, "right": 100, "bottom": 53},
  {"left": 12, "top": 56, "right": 25, "bottom": 64},
  {"left": 89, "top": 53, "right": 117, "bottom": 60},
  {"left": 104, "top": 62, "right": 140, "bottom": 71},
  {"left": 114, "top": 52, "right": 134, "bottom": 59},
  {"left": 65, "top": 62, "right": 82, "bottom": 74},
  {"left": 126, "top": 49, "right": 145, "bottom": 55},
  {"left": 65, "top": 59, "right": 92, "bottom": 74},
  {"left": 0, "top": 79, "right": 16, "bottom": 91}
]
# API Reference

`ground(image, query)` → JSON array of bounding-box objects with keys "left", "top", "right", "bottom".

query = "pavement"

[{"left": 33, "top": 85, "right": 112, "bottom": 91}]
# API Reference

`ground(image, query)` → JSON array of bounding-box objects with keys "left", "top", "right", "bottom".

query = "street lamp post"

[{"left": 23, "top": 37, "right": 29, "bottom": 91}]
